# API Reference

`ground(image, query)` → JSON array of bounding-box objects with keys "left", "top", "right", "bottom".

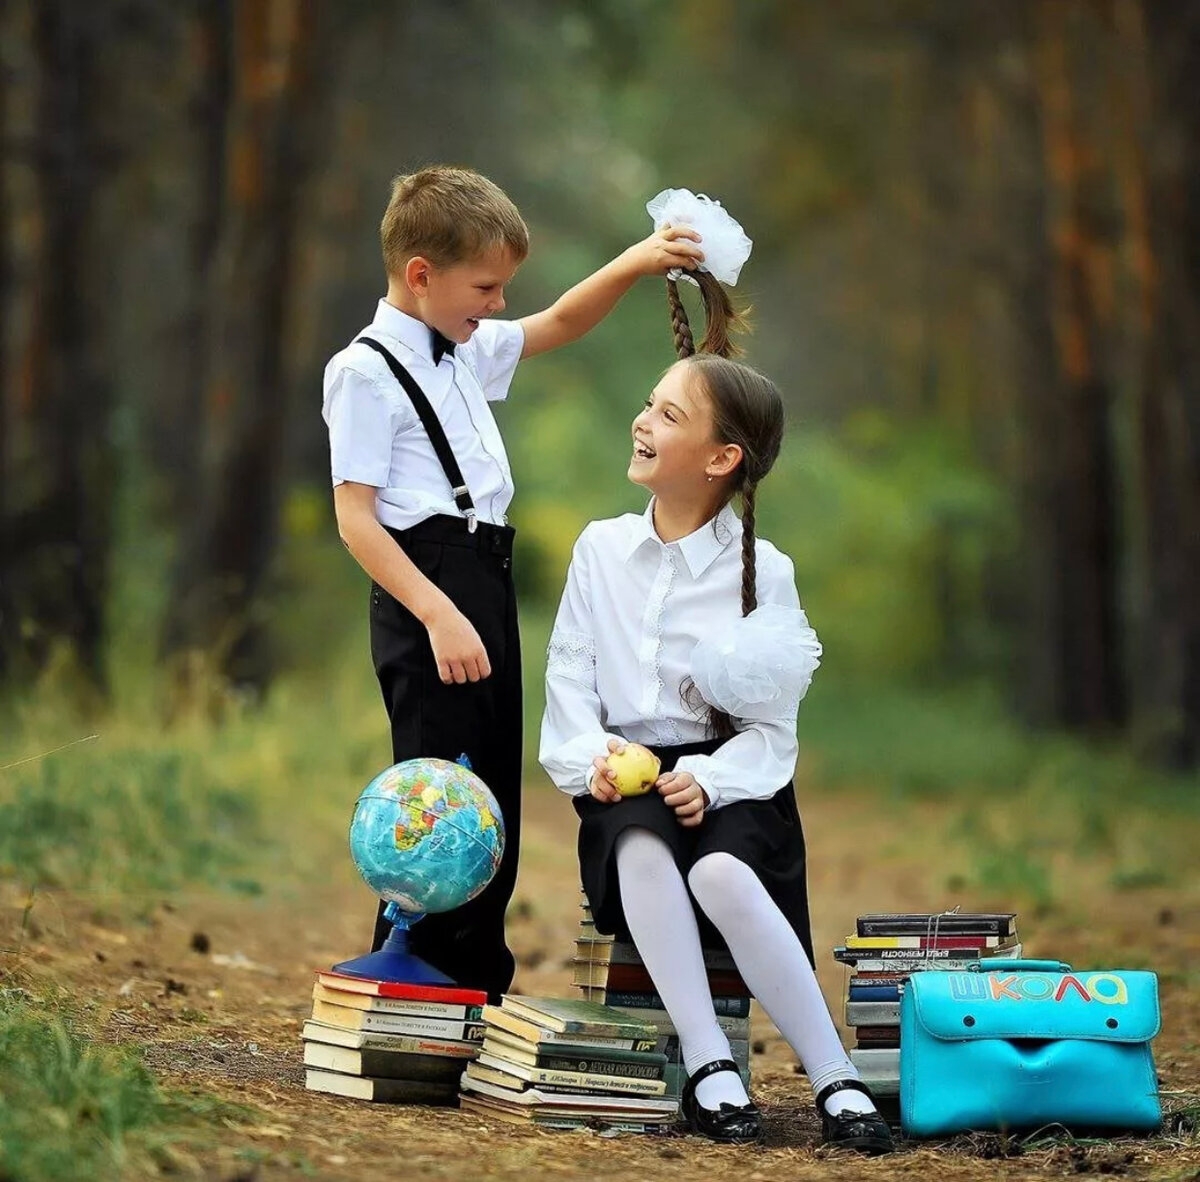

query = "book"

[
  {"left": 301, "top": 1020, "right": 479, "bottom": 1057},
  {"left": 459, "top": 1072, "right": 678, "bottom": 1115},
  {"left": 847, "top": 983, "right": 902, "bottom": 1002},
  {"left": 577, "top": 988, "right": 751, "bottom": 1017},
  {"left": 574, "top": 939, "right": 736, "bottom": 973},
  {"left": 619, "top": 1007, "right": 751, "bottom": 1041},
  {"left": 314, "top": 972, "right": 485, "bottom": 1005},
  {"left": 303, "top": 1041, "right": 469, "bottom": 1081},
  {"left": 310, "top": 998, "right": 484, "bottom": 1041},
  {"left": 481, "top": 1005, "right": 657, "bottom": 1052},
  {"left": 855, "top": 913, "right": 1017, "bottom": 938},
  {"left": 497, "top": 995, "right": 659, "bottom": 1039},
  {"left": 312, "top": 981, "right": 484, "bottom": 1020},
  {"left": 472, "top": 1051, "right": 667, "bottom": 1095},
  {"left": 481, "top": 1031, "right": 667, "bottom": 1076},
  {"left": 570, "top": 960, "right": 748, "bottom": 997},
  {"left": 853, "top": 1025, "right": 901, "bottom": 1044},
  {"left": 834, "top": 942, "right": 1023, "bottom": 970},
  {"left": 849, "top": 1046, "right": 900, "bottom": 1072},
  {"left": 845, "top": 1000, "right": 901, "bottom": 1025},
  {"left": 848, "top": 1047, "right": 900, "bottom": 1097},
  {"left": 304, "top": 1067, "right": 459, "bottom": 1104},
  {"left": 460, "top": 1094, "right": 669, "bottom": 1132},
  {"left": 842, "top": 933, "right": 1018, "bottom": 951}
]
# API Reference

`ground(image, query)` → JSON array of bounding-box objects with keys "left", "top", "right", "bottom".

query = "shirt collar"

[
  {"left": 624, "top": 499, "right": 741, "bottom": 578},
  {"left": 370, "top": 299, "right": 439, "bottom": 365}
]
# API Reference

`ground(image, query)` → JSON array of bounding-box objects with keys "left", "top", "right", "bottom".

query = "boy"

[{"left": 323, "top": 166, "right": 702, "bottom": 1001}]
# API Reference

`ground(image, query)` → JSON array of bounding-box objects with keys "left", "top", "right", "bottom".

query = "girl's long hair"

[{"left": 666, "top": 274, "right": 782, "bottom": 740}]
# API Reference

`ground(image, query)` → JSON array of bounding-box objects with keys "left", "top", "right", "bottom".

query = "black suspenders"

[{"left": 355, "top": 336, "right": 479, "bottom": 532}]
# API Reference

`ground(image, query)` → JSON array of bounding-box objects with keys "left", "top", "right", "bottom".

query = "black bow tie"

[{"left": 431, "top": 328, "right": 456, "bottom": 365}]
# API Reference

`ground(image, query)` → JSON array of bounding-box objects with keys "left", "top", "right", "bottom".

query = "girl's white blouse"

[{"left": 538, "top": 501, "right": 802, "bottom": 810}]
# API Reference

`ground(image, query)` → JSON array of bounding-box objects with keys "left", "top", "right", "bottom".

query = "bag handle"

[{"left": 967, "top": 958, "right": 1071, "bottom": 973}]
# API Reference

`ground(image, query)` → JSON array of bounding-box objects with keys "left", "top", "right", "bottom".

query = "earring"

[{"left": 706, "top": 475, "right": 713, "bottom": 483}]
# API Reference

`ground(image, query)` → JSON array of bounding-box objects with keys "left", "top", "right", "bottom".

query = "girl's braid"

[
  {"left": 667, "top": 278, "right": 696, "bottom": 360},
  {"left": 740, "top": 480, "right": 758, "bottom": 618}
]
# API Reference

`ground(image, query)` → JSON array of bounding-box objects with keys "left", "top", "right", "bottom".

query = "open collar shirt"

[
  {"left": 539, "top": 501, "right": 802, "bottom": 810},
  {"left": 322, "top": 300, "right": 524, "bottom": 530}
]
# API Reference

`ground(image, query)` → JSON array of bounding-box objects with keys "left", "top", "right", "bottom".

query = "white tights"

[{"left": 614, "top": 827, "right": 875, "bottom": 1116}]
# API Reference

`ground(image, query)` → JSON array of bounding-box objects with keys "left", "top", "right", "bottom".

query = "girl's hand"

[
  {"left": 657, "top": 770, "right": 709, "bottom": 828},
  {"left": 623, "top": 225, "right": 704, "bottom": 278},
  {"left": 588, "top": 739, "right": 624, "bottom": 803}
]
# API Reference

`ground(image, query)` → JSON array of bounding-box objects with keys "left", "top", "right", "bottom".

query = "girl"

[{"left": 538, "top": 284, "right": 894, "bottom": 1154}]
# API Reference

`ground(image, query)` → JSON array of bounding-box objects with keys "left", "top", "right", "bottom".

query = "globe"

[{"left": 348, "top": 757, "right": 505, "bottom": 921}]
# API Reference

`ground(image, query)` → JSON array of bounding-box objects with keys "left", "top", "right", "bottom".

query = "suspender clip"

[{"left": 465, "top": 508, "right": 478, "bottom": 534}]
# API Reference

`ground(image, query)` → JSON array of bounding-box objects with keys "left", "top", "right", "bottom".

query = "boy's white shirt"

[
  {"left": 539, "top": 501, "right": 802, "bottom": 810},
  {"left": 322, "top": 300, "right": 525, "bottom": 530}
]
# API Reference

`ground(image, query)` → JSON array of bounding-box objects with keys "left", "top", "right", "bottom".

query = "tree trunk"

[
  {"left": 1120, "top": 0, "right": 1200, "bottom": 767},
  {"left": 1029, "top": 0, "right": 1125, "bottom": 729},
  {"left": 161, "top": 0, "right": 321, "bottom": 707},
  {"left": 0, "top": 2, "right": 116, "bottom": 699}
]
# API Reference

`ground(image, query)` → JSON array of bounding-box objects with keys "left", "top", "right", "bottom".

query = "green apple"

[{"left": 605, "top": 743, "right": 661, "bottom": 797}]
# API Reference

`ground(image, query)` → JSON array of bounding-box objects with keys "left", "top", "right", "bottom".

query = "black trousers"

[{"left": 367, "top": 514, "right": 522, "bottom": 1002}]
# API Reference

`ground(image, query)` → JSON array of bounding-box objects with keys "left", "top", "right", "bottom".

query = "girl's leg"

[
  {"left": 614, "top": 828, "right": 749, "bottom": 1110},
  {"left": 687, "top": 851, "right": 876, "bottom": 1118}
]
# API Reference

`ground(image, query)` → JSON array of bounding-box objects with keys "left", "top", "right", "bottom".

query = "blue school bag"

[{"left": 900, "top": 959, "right": 1162, "bottom": 1137}]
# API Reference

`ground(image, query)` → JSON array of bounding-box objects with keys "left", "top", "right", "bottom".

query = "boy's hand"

[
  {"left": 624, "top": 225, "right": 705, "bottom": 278},
  {"left": 426, "top": 604, "right": 491, "bottom": 684},
  {"left": 588, "top": 738, "right": 624, "bottom": 803},
  {"left": 657, "top": 770, "right": 709, "bottom": 828}
]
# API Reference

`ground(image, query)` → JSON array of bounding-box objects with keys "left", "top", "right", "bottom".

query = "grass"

[{"left": 0, "top": 988, "right": 256, "bottom": 1182}]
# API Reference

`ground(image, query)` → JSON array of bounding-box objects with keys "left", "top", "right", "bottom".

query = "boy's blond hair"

[{"left": 381, "top": 166, "right": 529, "bottom": 276}]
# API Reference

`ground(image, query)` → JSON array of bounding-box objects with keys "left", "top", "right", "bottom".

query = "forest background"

[{"left": 1, "top": 3, "right": 1199, "bottom": 1180}]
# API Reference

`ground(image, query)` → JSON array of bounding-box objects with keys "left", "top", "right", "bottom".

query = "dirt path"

[{"left": 3, "top": 785, "right": 1197, "bottom": 1181}]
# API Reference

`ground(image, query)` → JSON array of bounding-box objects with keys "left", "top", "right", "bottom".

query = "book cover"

[
  {"left": 303, "top": 1041, "right": 470, "bottom": 1081},
  {"left": 459, "top": 1071, "right": 678, "bottom": 1114},
  {"left": 312, "top": 981, "right": 483, "bottom": 1021},
  {"left": 473, "top": 1051, "right": 668, "bottom": 1095},
  {"left": 309, "top": 998, "right": 484, "bottom": 1041},
  {"left": 304, "top": 1067, "right": 459, "bottom": 1104},
  {"left": 480, "top": 1031, "right": 667, "bottom": 1074},
  {"left": 855, "top": 913, "right": 1017, "bottom": 938},
  {"left": 842, "top": 933, "right": 1018, "bottom": 950},
  {"left": 481, "top": 1005, "right": 657, "bottom": 1052},
  {"left": 301, "top": 1020, "right": 479, "bottom": 1056},
  {"left": 315, "top": 971, "right": 485, "bottom": 1005},
  {"left": 570, "top": 960, "right": 748, "bottom": 997},
  {"left": 498, "top": 995, "right": 659, "bottom": 1039},
  {"left": 578, "top": 988, "right": 751, "bottom": 1018}
]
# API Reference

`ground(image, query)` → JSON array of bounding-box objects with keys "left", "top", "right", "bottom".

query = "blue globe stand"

[{"left": 332, "top": 901, "right": 456, "bottom": 985}]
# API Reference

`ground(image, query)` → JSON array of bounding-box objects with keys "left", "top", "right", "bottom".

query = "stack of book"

[
  {"left": 459, "top": 994, "right": 679, "bottom": 1132},
  {"left": 302, "top": 970, "right": 485, "bottom": 1104},
  {"left": 834, "top": 911, "right": 1020, "bottom": 1103},
  {"left": 573, "top": 893, "right": 752, "bottom": 1098}
]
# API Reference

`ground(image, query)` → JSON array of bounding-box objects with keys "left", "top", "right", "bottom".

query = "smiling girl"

[{"left": 538, "top": 276, "right": 894, "bottom": 1153}]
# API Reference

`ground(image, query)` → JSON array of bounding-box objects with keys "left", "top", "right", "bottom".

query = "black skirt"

[{"left": 574, "top": 738, "right": 814, "bottom": 967}]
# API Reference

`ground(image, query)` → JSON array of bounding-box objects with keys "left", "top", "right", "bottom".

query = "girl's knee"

[
  {"left": 615, "top": 826, "right": 675, "bottom": 880},
  {"left": 688, "top": 851, "right": 758, "bottom": 917}
]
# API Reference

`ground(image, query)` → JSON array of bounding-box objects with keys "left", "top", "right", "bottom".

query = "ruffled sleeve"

[
  {"left": 671, "top": 550, "right": 808, "bottom": 809},
  {"left": 538, "top": 527, "right": 624, "bottom": 796}
]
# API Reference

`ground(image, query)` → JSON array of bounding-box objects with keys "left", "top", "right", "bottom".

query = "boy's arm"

[
  {"left": 518, "top": 226, "right": 703, "bottom": 359},
  {"left": 333, "top": 482, "right": 490, "bottom": 684}
]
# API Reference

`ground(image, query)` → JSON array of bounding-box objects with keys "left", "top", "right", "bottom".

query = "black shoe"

[
  {"left": 681, "top": 1059, "right": 763, "bottom": 1144},
  {"left": 814, "top": 1079, "right": 895, "bottom": 1155}
]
